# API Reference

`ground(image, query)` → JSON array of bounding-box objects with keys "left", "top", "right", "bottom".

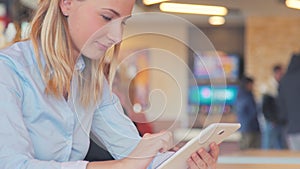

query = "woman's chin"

[{"left": 81, "top": 49, "right": 105, "bottom": 60}]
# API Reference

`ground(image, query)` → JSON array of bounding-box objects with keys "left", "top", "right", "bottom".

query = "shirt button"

[{"left": 66, "top": 139, "right": 72, "bottom": 146}]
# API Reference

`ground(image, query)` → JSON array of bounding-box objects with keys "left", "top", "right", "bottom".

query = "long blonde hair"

[{"left": 30, "top": 0, "right": 118, "bottom": 108}]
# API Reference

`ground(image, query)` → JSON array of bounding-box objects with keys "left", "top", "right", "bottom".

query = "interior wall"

[
  {"left": 197, "top": 26, "right": 245, "bottom": 57},
  {"left": 245, "top": 16, "right": 300, "bottom": 99}
]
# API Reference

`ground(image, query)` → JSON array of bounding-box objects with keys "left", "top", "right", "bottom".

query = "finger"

[
  {"left": 166, "top": 131, "right": 173, "bottom": 149},
  {"left": 160, "top": 131, "right": 173, "bottom": 151},
  {"left": 209, "top": 142, "right": 219, "bottom": 160},
  {"left": 143, "top": 133, "right": 151, "bottom": 138},
  {"left": 197, "top": 148, "right": 216, "bottom": 167},
  {"left": 187, "top": 157, "right": 199, "bottom": 169},
  {"left": 158, "top": 139, "right": 170, "bottom": 153},
  {"left": 159, "top": 129, "right": 167, "bottom": 133},
  {"left": 191, "top": 152, "right": 207, "bottom": 169},
  {"left": 170, "top": 145, "right": 180, "bottom": 152},
  {"left": 142, "top": 131, "right": 165, "bottom": 139},
  {"left": 143, "top": 131, "right": 173, "bottom": 153}
]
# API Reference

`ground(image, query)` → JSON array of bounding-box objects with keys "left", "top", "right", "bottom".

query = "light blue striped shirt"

[{"left": 0, "top": 40, "right": 144, "bottom": 169}]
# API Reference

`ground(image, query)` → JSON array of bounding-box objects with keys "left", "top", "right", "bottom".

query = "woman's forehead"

[{"left": 90, "top": 0, "right": 135, "bottom": 16}]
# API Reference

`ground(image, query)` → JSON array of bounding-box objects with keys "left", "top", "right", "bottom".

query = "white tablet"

[{"left": 155, "top": 123, "right": 241, "bottom": 169}]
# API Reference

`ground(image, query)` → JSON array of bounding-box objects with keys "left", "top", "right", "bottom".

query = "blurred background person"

[
  {"left": 235, "top": 76, "right": 261, "bottom": 150},
  {"left": 278, "top": 53, "right": 300, "bottom": 151},
  {"left": 261, "top": 64, "right": 287, "bottom": 149}
]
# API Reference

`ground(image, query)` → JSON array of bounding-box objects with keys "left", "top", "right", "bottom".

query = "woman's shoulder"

[{"left": 0, "top": 40, "right": 36, "bottom": 69}]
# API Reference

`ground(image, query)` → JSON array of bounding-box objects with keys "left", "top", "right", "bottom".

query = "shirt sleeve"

[
  {"left": 61, "top": 161, "right": 89, "bottom": 169},
  {"left": 0, "top": 60, "right": 88, "bottom": 169},
  {"left": 91, "top": 83, "right": 141, "bottom": 159},
  {"left": 91, "top": 81, "right": 177, "bottom": 169}
]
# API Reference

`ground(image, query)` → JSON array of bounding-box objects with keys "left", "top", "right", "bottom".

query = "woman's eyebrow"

[{"left": 102, "top": 8, "right": 120, "bottom": 17}]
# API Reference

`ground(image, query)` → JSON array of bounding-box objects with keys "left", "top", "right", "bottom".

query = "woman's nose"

[{"left": 107, "top": 20, "right": 124, "bottom": 44}]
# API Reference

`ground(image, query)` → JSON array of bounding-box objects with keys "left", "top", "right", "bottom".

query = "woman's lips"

[{"left": 95, "top": 41, "right": 109, "bottom": 51}]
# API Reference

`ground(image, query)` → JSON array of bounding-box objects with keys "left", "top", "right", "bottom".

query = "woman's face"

[{"left": 60, "top": 0, "right": 135, "bottom": 59}]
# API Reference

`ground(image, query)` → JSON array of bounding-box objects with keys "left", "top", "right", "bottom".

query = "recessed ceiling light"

[
  {"left": 286, "top": 0, "right": 300, "bottom": 10},
  {"left": 209, "top": 16, "right": 225, "bottom": 26},
  {"left": 159, "top": 2, "right": 228, "bottom": 16},
  {"left": 143, "top": 0, "right": 170, "bottom": 6}
]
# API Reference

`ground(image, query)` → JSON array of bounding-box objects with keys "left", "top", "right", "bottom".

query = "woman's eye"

[{"left": 101, "top": 15, "right": 112, "bottom": 21}]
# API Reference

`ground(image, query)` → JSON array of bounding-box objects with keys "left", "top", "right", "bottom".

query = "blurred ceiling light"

[
  {"left": 159, "top": 2, "right": 228, "bottom": 16},
  {"left": 209, "top": 16, "right": 225, "bottom": 25},
  {"left": 286, "top": 0, "right": 300, "bottom": 9},
  {"left": 143, "top": 0, "right": 170, "bottom": 5}
]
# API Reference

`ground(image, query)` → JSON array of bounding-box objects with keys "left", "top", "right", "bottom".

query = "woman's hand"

[
  {"left": 122, "top": 131, "right": 173, "bottom": 169},
  {"left": 187, "top": 143, "right": 219, "bottom": 169},
  {"left": 87, "top": 131, "right": 173, "bottom": 169}
]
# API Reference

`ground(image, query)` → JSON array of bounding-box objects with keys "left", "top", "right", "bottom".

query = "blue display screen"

[{"left": 188, "top": 85, "right": 238, "bottom": 105}]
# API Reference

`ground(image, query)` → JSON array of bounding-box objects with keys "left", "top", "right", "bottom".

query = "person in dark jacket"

[
  {"left": 261, "top": 64, "right": 287, "bottom": 149},
  {"left": 235, "top": 76, "right": 261, "bottom": 150},
  {"left": 278, "top": 53, "right": 300, "bottom": 151}
]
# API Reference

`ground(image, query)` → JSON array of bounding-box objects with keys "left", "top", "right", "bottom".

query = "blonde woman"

[{"left": 0, "top": 0, "right": 219, "bottom": 169}]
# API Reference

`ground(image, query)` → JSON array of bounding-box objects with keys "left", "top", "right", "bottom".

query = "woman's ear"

[{"left": 60, "top": 0, "right": 72, "bottom": 16}]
